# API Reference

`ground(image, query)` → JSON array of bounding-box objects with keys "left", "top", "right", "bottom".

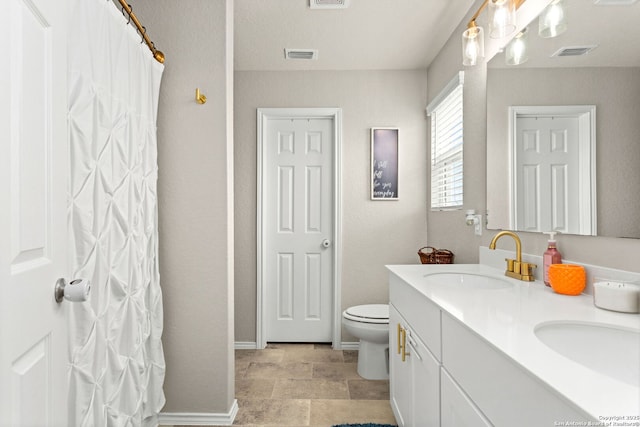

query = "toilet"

[{"left": 342, "top": 304, "right": 390, "bottom": 380}]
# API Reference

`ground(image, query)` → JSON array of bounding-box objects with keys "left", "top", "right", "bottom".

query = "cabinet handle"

[
  {"left": 401, "top": 328, "right": 410, "bottom": 362},
  {"left": 406, "top": 336, "right": 422, "bottom": 361},
  {"left": 397, "top": 323, "right": 403, "bottom": 354}
]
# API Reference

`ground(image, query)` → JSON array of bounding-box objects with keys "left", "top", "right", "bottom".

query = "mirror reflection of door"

[
  {"left": 515, "top": 116, "right": 579, "bottom": 233},
  {"left": 510, "top": 106, "right": 596, "bottom": 236}
]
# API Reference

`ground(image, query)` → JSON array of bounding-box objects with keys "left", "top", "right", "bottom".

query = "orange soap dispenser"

[{"left": 543, "top": 232, "right": 563, "bottom": 286}]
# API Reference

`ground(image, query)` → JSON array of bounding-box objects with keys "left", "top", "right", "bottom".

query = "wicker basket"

[{"left": 418, "top": 246, "right": 455, "bottom": 264}]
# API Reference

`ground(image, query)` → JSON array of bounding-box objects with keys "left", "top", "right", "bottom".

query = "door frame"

[
  {"left": 508, "top": 105, "right": 597, "bottom": 235},
  {"left": 256, "top": 107, "right": 343, "bottom": 349}
]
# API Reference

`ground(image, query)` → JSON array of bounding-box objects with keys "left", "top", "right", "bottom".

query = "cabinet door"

[
  {"left": 441, "top": 313, "right": 593, "bottom": 426},
  {"left": 389, "top": 304, "right": 413, "bottom": 427},
  {"left": 390, "top": 273, "right": 442, "bottom": 358},
  {"left": 441, "top": 368, "right": 492, "bottom": 427},
  {"left": 407, "top": 333, "right": 440, "bottom": 427}
]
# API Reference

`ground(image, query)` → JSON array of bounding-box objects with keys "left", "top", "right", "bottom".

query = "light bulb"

[
  {"left": 539, "top": 0, "right": 567, "bottom": 38},
  {"left": 506, "top": 28, "right": 529, "bottom": 66},
  {"left": 488, "top": 0, "right": 516, "bottom": 39},
  {"left": 465, "top": 38, "right": 478, "bottom": 60},
  {"left": 462, "top": 26, "right": 484, "bottom": 66}
]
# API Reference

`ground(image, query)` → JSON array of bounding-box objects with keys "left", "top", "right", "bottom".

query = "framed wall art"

[{"left": 371, "top": 127, "right": 399, "bottom": 200}]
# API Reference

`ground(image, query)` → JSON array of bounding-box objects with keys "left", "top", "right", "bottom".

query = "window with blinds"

[{"left": 427, "top": 72, "right": 464, "bottom": 210}]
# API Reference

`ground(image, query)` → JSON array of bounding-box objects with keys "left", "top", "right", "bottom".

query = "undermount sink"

[
  {"left": 423, "top": 272, "right": 513, "bottom": 290},
  {"left": 535, "top": 321, "right": 640, "bottom": 387}
]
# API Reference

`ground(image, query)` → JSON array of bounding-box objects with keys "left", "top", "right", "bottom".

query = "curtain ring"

[
  {"left": 121, "top": 3, "right": 132, "bottom": 24},
  {"left": 140, "top": 25, "right": 146, "bottom": 43}
]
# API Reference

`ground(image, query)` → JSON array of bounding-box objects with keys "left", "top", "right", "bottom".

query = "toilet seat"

[{"left": 343, "top": 304, "right": 389, "bottom": 324}]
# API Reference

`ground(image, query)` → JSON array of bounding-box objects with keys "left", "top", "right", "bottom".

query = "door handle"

[
  {"left": 321, "top": 239, "right": 331, "bottom": 248},
  {"left": 54, "top": 278, "right": 91, "bottom": 303}
]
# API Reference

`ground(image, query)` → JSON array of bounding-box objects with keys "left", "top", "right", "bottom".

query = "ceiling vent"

[
  {"left": 551, "top": 46, "right": 598, "bottom": 57},
  {"left": 310, "top": 0, "right": 350, "bottom": 9},
  {"left": 284, "top": 49, "right": 319, "bottom": 60}
]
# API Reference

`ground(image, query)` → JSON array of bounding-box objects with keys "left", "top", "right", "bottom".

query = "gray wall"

[
  {"left": 427, "top": 0, "right": 640, "bottom": 271},
  {"left": 234, "top": 70, "right": 429, "bottom": 343},
  {"left": 134, "top": 0, "right": 235, "bottom": 414}
]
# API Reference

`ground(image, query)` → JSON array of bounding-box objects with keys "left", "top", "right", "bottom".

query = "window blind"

[{"left": 428, "top": 72, "right": 464, "bottom": 210}]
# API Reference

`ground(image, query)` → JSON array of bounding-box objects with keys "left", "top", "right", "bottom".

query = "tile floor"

[{"left": 165, "top": 343, "right": 397, "bottom": 427}]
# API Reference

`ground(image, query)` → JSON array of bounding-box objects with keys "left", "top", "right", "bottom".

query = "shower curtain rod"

[{"left": 117, "top": 0, "right": 165, "bottom": 63}]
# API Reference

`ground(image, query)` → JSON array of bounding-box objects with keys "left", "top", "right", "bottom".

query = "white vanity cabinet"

[
  {"left": 390, "top": 271, "right": 484, "bottom": 427},
  {"left": 388, "top": 266, "right": 604, "bottom": 427},
  {"left": 389, "top": 304, "right": 440, "bottom": 427},
  {"left": 389, "top": 273, "right": 441, "bottom": 427}
]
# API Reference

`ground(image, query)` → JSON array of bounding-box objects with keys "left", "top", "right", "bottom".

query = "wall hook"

[{"left": 195, "top": 88, "right": 207, "bottom": 104}]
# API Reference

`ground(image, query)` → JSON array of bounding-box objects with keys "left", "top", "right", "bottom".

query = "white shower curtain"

[{"left": 67, "top": 0, "right": 165, "bottom": 425}]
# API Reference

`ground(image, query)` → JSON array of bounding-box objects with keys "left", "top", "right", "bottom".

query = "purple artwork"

[{"left": 371, "top": 128, "right": 399, "bottom": 200}]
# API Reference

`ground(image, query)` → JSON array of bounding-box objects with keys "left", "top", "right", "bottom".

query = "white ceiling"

[{"left": 234, "top": 0, "right": 477, "bottom": 71}]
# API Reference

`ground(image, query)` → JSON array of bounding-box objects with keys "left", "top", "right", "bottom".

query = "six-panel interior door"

[
  {"left": 265, "top": 117, "right": 334, "bottom": 342},
  {"left": 0, "top": 0, "right": 69, "bottom": 425},
  {"left": 515, "top": 116, "right": 580, "bottom": 233}
]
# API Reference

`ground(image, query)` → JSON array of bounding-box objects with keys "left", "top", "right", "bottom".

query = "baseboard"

[
  {"left": 234, "top": 341, "right": 359, "bottom": 350},
  {"left": 234, "top": 341, "right": 258, "bottom": 349},
  {"left": 341, "top": 341, "right": 359, "bottom": 350},
  {"left": 159, "top": 400, "right": 238, "bottom": 426}
]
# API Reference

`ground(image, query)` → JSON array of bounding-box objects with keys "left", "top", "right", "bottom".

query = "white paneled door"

[
  {"left": 515, "top": 116, "right": 580, "bottom": 234},
  {"left": 263, "top": 114, "right": 336, "bottom": 343},
  {"left": 0, "top": 0, "right": 69, "bottom": 426}
]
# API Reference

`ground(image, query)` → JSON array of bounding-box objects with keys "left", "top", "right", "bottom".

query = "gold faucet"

[{"left": 489, "top": 231, "right": 536, "bottom": 281}]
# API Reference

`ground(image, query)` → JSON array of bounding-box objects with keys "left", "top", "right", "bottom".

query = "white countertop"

[{"left": 386, "top": 263, "right": 640, "bottom": 420}]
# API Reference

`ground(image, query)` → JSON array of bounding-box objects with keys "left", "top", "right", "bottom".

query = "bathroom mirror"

[{"left": 486, "top": 0, "right": 640, "bottom": 239}]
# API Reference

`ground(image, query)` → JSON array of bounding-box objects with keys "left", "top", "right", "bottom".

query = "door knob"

[
  {"left": 54, "top": 278, "right": 91, "bottom": 303},
  {"left": 321, "top": 239, "right": 331, "bottom": 248}
]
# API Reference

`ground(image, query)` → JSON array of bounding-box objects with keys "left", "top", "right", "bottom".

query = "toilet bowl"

[{"left": 342, "top": 304, "right": 389, "bottom": 380}]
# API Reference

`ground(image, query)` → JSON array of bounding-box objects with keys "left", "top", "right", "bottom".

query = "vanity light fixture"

[
  {"left": 538, "top": 0, "right": 567, "bottom": 38},
  {"left": 505, "top": 27, "right": 529, "bottom": 65},
  {"left": 462, "top": 0, "right": 525, "bottom": 66}
]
